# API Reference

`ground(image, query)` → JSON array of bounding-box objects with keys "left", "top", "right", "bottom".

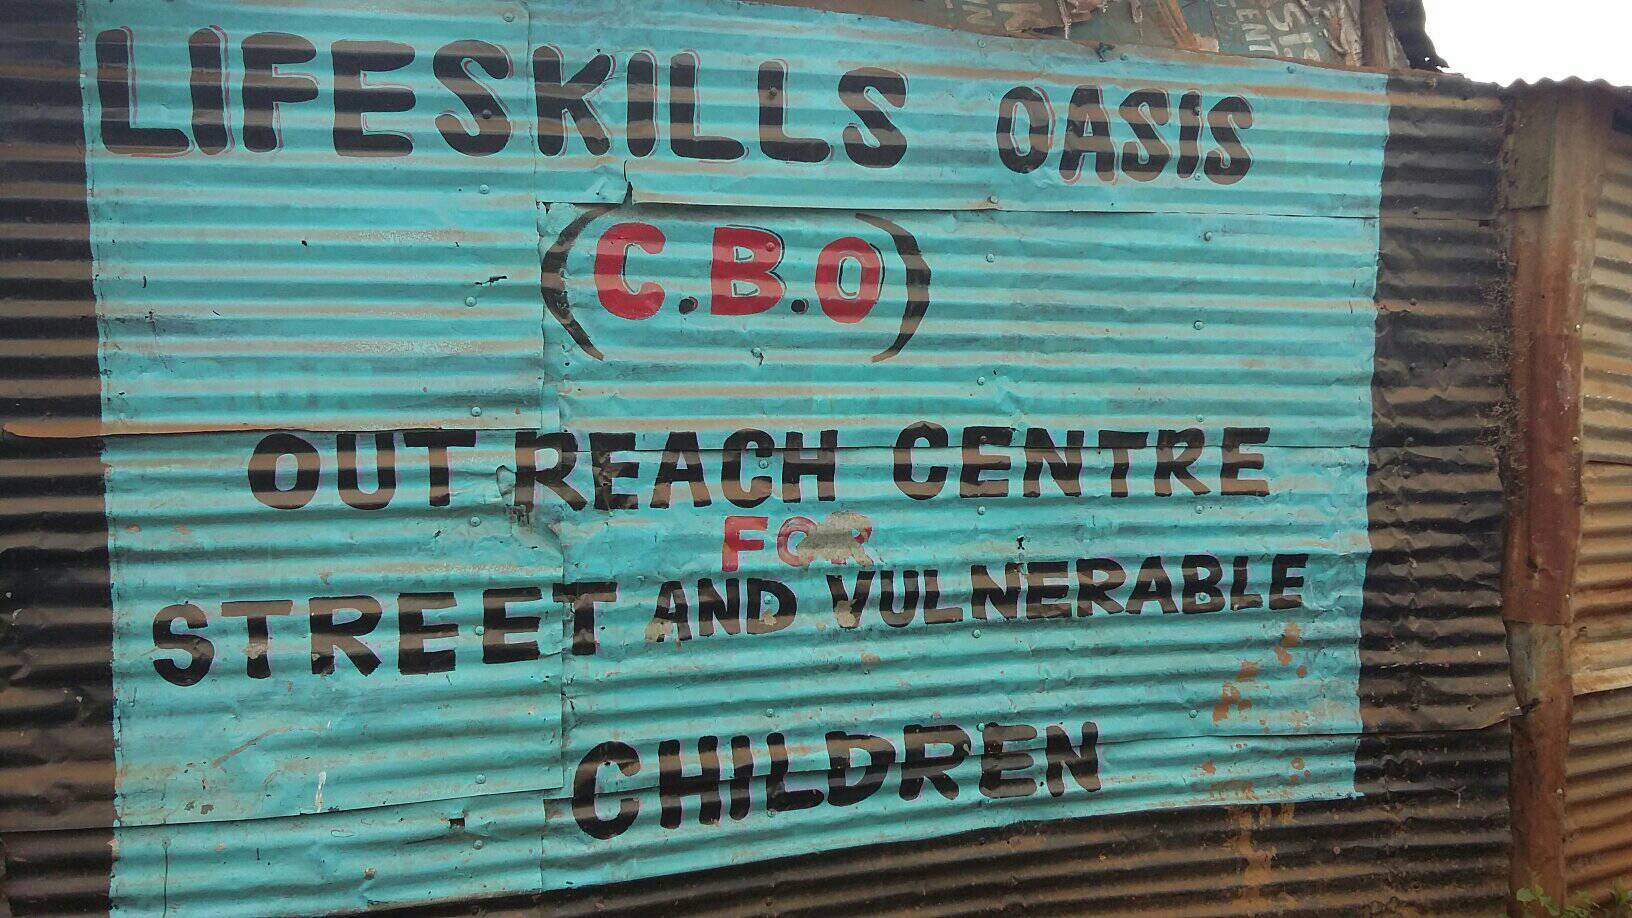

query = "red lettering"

[
  {"left": 710, "top": 226, "right": 784, "bottom": 315},
  {"left": 776, "top": 516, "right": 817, "bottom": 567},
  {"left": 595, "top": 221, "right": 665, "bottom": 320},
  {"left": 814, "top": 236, "right": 883, "bottom": 324},
  {"left": 722, "top": 515, "right": 769, "bottom": 573}
]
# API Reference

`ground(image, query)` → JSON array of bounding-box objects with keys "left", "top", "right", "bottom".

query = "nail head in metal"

[{"left": 470, "top": 406, "right": 482, "bottom": 417}]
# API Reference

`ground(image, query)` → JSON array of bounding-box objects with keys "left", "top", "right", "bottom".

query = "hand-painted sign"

[{"left": 70, "top": 0, "right": 1390, "bottom": 912}]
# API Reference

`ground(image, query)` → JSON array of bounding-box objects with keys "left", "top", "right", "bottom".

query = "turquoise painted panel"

[{"left": 75, "top": 0, "right": 1394, "bottom": 912}]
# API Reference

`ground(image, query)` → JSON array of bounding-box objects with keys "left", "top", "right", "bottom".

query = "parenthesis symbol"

[
  {"left": 540, "top": 204, "right": 615, "bottom": 360},
  {"left": 855, "top": 212, "right": 931, "bottom": 363}
]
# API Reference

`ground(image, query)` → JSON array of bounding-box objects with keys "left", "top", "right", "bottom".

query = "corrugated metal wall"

[
  {"left": 1566, "top": 114, "right": 1632, "bottom": 901},
  {"left": 1, "top": 0, "right": 1513, "bottom": 914}
]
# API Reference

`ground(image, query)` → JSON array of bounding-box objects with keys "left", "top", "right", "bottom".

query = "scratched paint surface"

[{"left": 71, "top": 0, "right": 1394, "bottom": 912}]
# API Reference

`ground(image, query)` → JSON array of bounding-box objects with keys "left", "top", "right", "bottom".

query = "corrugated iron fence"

[{"left": 1, "top": 0, "right": 1512, "bottom": 913}]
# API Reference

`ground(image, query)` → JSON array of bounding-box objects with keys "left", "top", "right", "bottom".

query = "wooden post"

[{"left": 1502, "top": 85, "right": 1613, "bottom": 911}]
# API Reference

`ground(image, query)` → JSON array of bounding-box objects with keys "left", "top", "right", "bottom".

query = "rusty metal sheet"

[
  {"left": 1583, "top": 124, "right": 1632, "bottom": 464},
  {"left": 1572, "top": 463, "right": 1632, "bottom": 697},
  {"left": 1567, "top": 685, "right": 1632, "bottom": 900},
  {"left": 0, "top": 1, "right": 1514, "bottom": 915}
]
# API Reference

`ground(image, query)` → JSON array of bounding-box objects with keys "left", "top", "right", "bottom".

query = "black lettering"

[
  {"left": 838, "top": 67, "right": 907, "bottom": 169},
  {"left": 556, "top": 581, "right": 617, "bottom": 655},
  {"left": 96, "top": 29, "right": 189, "bottom": 155},
  {"left": 514, "top": 431, "right": 587, "bottom": 512},
  {"left": 899, "top": 724, "right": 970, "bottom": 801},
  {"left": 669, "top": 51, "right": 745, "bottom": 161},
  {"left": 589, "top": 431, "right": 639, "bottom": 511},
  {"left": 1026, "top": 561, "right": 1070, "bottom": 619},
  {"left": 483, "top": 587, "right": 542, "bottom": 664},
  {"left": 878, "top": 569, "right": 914, "bottom": 628},
  {"left": 1127, "top": 556, "right": 1178, "bottom": 614},
  {"left": 893, "top": 421, "right": 948, "bottom": 500},
  {"left": 997, "top": 86, "right": 1051, "bottom": 174},
  {"left": 1119, "top": 89, "right": 1171, "bottom": 181},
  {"left": 1075, "top": 558, "right": 1126, "bottom": 615},
  {"left": 1270, "top": 553, "right": 1308, "bottom": 610},
  {"left": 572, "top": 741, "right": 641, "bottom": 840},
  {"left": 397, "top": 592, "right": 458, "bottom": 675},
  {"left": 979, "top": 723, "right": 1037, "bottom": 799},
  {"left": 188, "top": 28, "right": 230, "bottom": 154},
  {"left": 332, "top": 40, "right": 415, "bottom": 157},
  {"left": 402, "top": 430, "right": 477, "bottom": 508},
  {"left": 533, "top": 45, "right": 612, "bottom": 156},
  {"left": 766, "top": 731, "right": 824, "bottom": 812},
  {"left": 1044, "top": 723, "right": 1101, "bottom": 796},
  {"left": 152, "top": 603, "right": 214, "bottom": 686},
  {"left": 434, "top": 39, "right": 512, "bottom": 157},
  {"left": 1022, "top": 428, "right": 1083, "bottom": 498},
  {"left": 757, "top": 60, "right": 830, "bottom": 163},
  {"left": 721, "top": 429, "right": 774, "bottom": 508},
  {"left": 248, "top": 432, "right": 319, "bottom": 510},
  {"left": 336, "top": 432, "right": 396, "bottom": 511},
  {"left": 1175, "top": 90, "right": 1203, "bottom": 178},
  {"left": 242, "top": 32, "right": 319, "bottom": 153},
  {"left": 1205, "top": 96, "right": 1254, "bottom": 184},
  {"left": 221, "top": 599, "right": 295, "bottom": 679},
  {"left": 697, "top": 577, "right": 741, "bottom": 637},
  {"left": 827, "top": 571, "right": 874, "bottom": 629},
  {"left": 746, "top": 578, "right": 796, "bottom": 635},
  {"left": 626, "top": 50, "right": 658, "bottom": 157},
  {"left": 826, "top": 732, "right": 896, "bottom": 806},
  {"left": 659, "top": 737, "right": 722, "bottom": 828},
  {"left": 1221, "top": 427, "right": 1270, "bottom": 496},
  {"left": 1155, "top": 428, "right": 1209, "bottom": 497},
  {"left": 1181, "top": 555, "right": 1225, "bottom": 614},
  {"left": 1230, "top": 555, "right": 1264, "bottom": 610},
  {"left": 1058, "top": 84, "right": 1114, "bottom": 183},
  {"left": 921, "top": 570, "right": 961, "bottom": 625},
  {"left": 652, "top": 431, "right": 711, "bottom": 509},
  {"left": 649, "top": 580, "right": 691, "bottom": 643},
  {"left": 781, "top": 430, "right": 837, "bottom": 502},
  {"left": 971, "top": 563, "right": 1021, "bottom": 621},
  {"left": 1098, "top": 431, "right": 1147, "bottom": 498},
  {"left": 727, "top": 734, "right": 754, "bottom": 820},
  {"left": 960, "top": 426, "right": 1012, "bottom": 499},
  {"left": 310, "top": 595, "right": 382, "bottom": 676}
]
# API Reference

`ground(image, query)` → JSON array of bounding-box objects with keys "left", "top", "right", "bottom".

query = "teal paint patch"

[
  {"left": 109, "top": 791, "right": 549, "bottom": 916},
  {"left": 77, "top": 0, "right": 1395, "bottom": 911}
]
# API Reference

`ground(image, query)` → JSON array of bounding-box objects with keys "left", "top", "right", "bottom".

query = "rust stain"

[
  {"left": 1213, "top": 683, "right": 1251, "bottom": 722},
  {"left": 1209, "top": 779, "right": 1259, "bottom": 803},
  {"left": 1199, "top": 758, "right": 1216, "bottom": 775},
  {"left": 1274, "top": 623, "right": 1302, "bottom": 666},
  {"left": 1237, "top": 660, "right": 1260, "bottom": 682}
]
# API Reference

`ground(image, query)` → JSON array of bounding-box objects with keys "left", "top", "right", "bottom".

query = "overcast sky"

[{"left": 1422, "top": 0, "right": 1632, "bottom": 87}]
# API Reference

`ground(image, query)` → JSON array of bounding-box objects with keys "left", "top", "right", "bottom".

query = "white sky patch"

[{"left": 1422, "top": 0, "right": 1632, "bottom": 87}]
